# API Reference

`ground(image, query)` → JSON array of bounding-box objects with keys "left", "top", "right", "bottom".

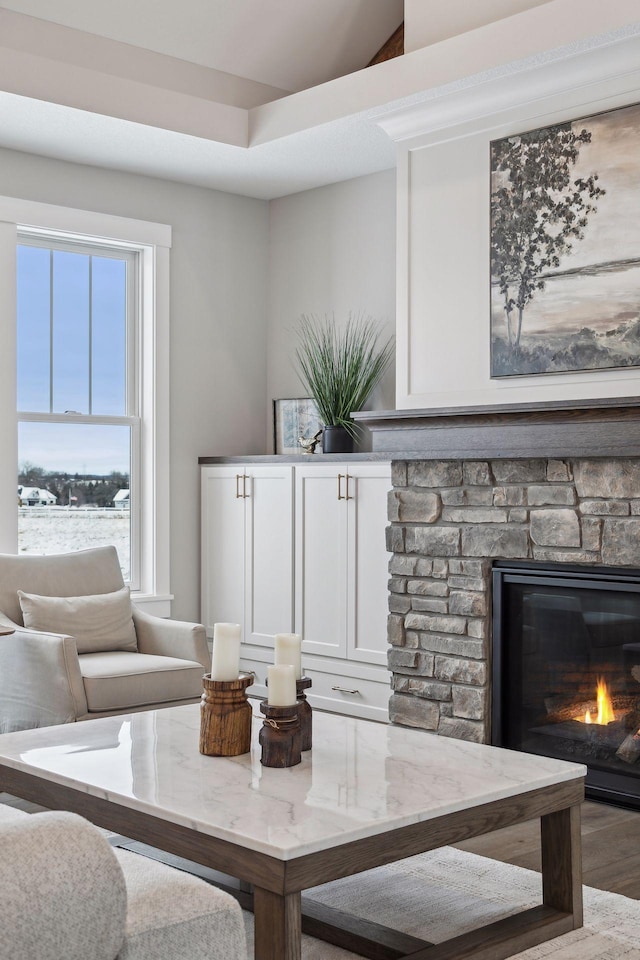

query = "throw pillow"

[{"left": 18, "top": 586, "right": 137, "bottom": 654}]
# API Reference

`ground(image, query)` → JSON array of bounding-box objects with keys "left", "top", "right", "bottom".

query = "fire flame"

[{"left": 578, "top": 679, "right": 615, "bottom": 725}]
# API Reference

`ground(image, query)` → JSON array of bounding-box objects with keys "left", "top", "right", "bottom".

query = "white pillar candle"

[
  {"left": 211, "top": 622, "right": 241, "bottom": 681},
  {"left": 267, "top": 664, "right": 297, "bottom": 706},
  {"left": 274, "top": 633, "right": 302, "bottom": 680}
]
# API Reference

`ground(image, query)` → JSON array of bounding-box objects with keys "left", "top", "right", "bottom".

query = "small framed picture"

[{"left": 273, "top": 398, "right": 323, "bottom": 455}]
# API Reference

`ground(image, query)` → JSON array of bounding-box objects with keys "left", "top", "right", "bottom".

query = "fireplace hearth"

[{"left": 493, "top": 561, "right": 640, "bottom": 808}]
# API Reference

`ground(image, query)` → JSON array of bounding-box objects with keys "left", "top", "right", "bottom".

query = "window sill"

[{"left": 131, "top": 593, "right": 174, "bottom": 618}]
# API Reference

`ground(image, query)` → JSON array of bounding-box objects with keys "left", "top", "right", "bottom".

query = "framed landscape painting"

[
  {"left": 273, "top": 398, "right": 323, "bottom": 455},
  {"left": 490, "top": 100, "right": 640, "bottom": 377}
]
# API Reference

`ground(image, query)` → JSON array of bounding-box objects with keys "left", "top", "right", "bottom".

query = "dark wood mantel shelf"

[{"left": 353, "top": 396, "right": 640, "bottom": 460}]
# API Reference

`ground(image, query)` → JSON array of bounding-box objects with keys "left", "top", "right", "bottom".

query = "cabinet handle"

[
  {"left": 331, "top": 685, "right": 361, "bottom": 696},
  {"left": 243, "top": 474, "right": 249, "bottom": 498},
  {"left": 235, "top": 474, "right": 242, "bottom": 498},
  {"left": 345, "top": 473, "right": 353, "bottom": 500},
  {"left": 337, "top": 474, "right": 345, "bottom": 500}
]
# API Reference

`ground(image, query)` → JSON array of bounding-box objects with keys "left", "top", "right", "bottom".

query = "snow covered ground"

[{"left": 18, "top": 507, "right": 130, "bottom": 579}]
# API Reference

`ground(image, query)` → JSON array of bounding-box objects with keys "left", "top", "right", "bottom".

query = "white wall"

[
  {"left": 0, "top": 147, "right": 269, "bottom": 620},
  {"left": 266, "top": 169, "right": 396, "bottom": 448},
  {"left": 393, "top": 34, "right": 640, "bottom": 409}
]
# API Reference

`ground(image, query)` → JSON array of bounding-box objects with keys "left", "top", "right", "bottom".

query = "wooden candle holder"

[
  {"left": 296, "top": 676, "right": 312, "bottom": 751},
  {"left": 259, "top": 701, "right": 302, "bottom": 768},
  {"left": 199, "top": 673, "right": 254, "bottom": 757}
]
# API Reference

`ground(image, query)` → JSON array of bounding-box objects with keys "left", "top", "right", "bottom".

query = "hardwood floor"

[
  {"left": 455, "top": 799, "right": 640, "bottom": 900},
  {"left": 3, "top": 792, "right": 639, "bottom": 900}
]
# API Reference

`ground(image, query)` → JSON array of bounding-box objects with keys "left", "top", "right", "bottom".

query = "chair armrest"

[
  {"left": 132, "top": 607, "right": 210, "bottom": 671},
  {"left": 0, "top": 628, "right": 88, "bottom": 732},
  {"left": 0, "top": 811, "right": 126, "bottom": 960}
]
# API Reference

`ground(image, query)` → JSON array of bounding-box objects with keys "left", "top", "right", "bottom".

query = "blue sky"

[
  {"left": 19, "top": 422, "right": 130, "bottom": 476},
  {"left": 17, "top": 245, "right": 130, "bottom": 475}
]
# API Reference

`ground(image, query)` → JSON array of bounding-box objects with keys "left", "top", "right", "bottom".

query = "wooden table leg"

[
  {"left": 541, "top": 803, "right": 583, "bottom": 928},
  {"left": 254, "top": 887, "right": 302, "bottom": 960}
]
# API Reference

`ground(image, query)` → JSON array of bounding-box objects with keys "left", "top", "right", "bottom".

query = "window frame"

[
  {"left": 0, "top": 198, "right": 172, "bottom": 615},
  {"left": 17, "top": 233, "right": 141, "bottom": 587}
]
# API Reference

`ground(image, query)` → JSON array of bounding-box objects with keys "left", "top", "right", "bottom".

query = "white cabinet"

[
  {"left": 201, "top": 459, "right": 391, "bottom": 721},
  {"left": 201, "top": 464, "right": 294, "bottom": 647},
  {"left": 295, "top": 463, "right": 391, "bottom": 666}
]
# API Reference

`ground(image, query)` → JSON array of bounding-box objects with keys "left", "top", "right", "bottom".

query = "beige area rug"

[{"left": 243, "top": 846, "right": 640, "bottom": 959}]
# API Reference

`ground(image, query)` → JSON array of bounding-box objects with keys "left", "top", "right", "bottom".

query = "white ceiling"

[
  {"left": 0, "top": 1, "right": 634, "bottom": 200},
  {"left": 0, "top": 0, "right": 404, "bottom": 93},
  {"left": 0, "top": 90, "right": 398, "bottom": 200},
  {"left": 0, "top": 0, "right": 407, "bottom": 198}
]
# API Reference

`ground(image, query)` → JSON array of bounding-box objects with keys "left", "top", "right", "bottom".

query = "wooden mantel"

[{"left": 353, "top": 397, "right": 640, "bottom": 460}]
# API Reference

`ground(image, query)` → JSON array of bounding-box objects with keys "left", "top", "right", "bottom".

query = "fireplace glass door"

[{"left": 493, "top": 562, "right": 640, "bottom": 808}]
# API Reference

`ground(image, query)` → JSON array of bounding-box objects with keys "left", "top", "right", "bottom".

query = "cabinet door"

[
  {"left": 201, "top": 466, "right": 245, "bottom": 638},
  {"left": 346, "top": 463, "right": 392, "bottom": 665},
  {"left": 244, "top": 465, "right": 294, "bottom": 647},
  {"left": 295, "top": 465, "right": 349, "bottom": 659}
]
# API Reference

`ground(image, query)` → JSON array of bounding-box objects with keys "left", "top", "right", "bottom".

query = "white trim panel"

[{"left": 0, "top": 195, "right": 171, "bottom": 248}]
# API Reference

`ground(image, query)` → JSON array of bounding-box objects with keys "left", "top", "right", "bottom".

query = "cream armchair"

[
  {"left": 0, "top": 546, "right": 210, "bottom": 733},
  {"left": 0, "top": 804, "right": 248, "bottom": 960}
]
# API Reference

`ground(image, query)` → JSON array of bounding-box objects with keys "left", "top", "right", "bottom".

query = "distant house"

[
  {"left": 18, "top": 486, "right": 57, "bottom": 506},
  {"left": 113, "top": 489, "right": 130, "bottom": 509}
]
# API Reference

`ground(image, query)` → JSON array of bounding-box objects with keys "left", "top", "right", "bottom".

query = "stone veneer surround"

[{"left": 386, "top": 457, "right": 640, "bottom": 744}]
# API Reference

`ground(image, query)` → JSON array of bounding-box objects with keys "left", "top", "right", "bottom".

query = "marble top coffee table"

[{"left": 0, "top": 702, "right": 585, "bottom": 960}]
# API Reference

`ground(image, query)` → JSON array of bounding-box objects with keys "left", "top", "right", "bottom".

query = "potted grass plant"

[{"left": 295, "top": 313, "right": 394, "bottom": 454}]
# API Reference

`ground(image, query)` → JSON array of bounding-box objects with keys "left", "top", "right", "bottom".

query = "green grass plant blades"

[{"left": 294, "top": 313, "right": 394, "bottom": 437}]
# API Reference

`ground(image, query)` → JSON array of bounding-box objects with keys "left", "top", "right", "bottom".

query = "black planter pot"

[{"left": 322, "top": 425, "right": 354, "bottom": 454}]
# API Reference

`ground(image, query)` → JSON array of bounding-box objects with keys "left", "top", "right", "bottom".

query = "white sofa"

[
  {"left": 0, "top": 546, "right": 210, "bottom": 732},
  {"left": 0, "top": 803, "right": 248, "bottom": 960}
]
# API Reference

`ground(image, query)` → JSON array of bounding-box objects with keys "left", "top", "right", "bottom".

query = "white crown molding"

[{"left": 375, "top": 26, "right": 640, "bottom": 144}]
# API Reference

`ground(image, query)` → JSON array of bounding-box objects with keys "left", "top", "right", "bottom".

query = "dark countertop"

[{"left": 198, "top": 453, "right": 393, "bottom": 464}]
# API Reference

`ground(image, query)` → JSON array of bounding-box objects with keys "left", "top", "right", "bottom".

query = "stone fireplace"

[
  {"left": 386, "top": 455, "right": 640, "bottom": 744},
  {"left": 355, "top": 399, "right": 640, "bottom": 806}
]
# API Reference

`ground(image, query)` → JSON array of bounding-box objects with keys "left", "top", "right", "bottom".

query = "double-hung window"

[
  {"left": 17, "top": 233, "right": 140, "bottom": 586},
  {"left": 0, "top": 196, "right": 172, "bottom": 613}
]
